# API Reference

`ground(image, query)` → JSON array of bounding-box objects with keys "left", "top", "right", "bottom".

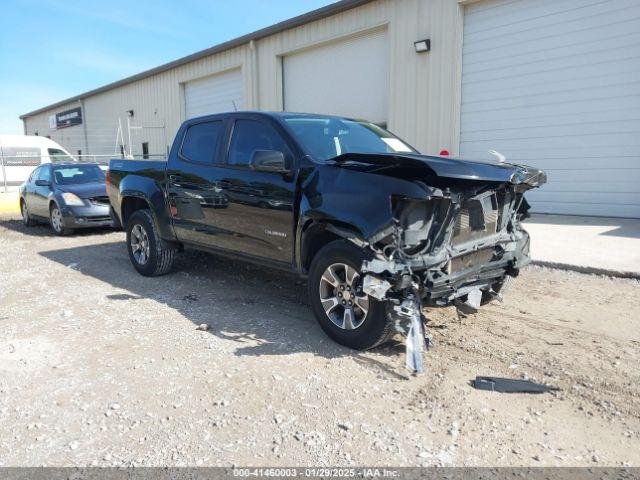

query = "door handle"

[{"left": 169, "top": 174, "right": 183, "bottom": 182}]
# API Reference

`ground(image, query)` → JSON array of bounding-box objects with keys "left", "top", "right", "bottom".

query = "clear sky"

[{"left": 0, "top": 0, "right": 336, "bottom": 135}]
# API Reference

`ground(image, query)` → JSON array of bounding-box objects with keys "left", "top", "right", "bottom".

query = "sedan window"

[
  {"left": 39, "top": 166, "right": 52, "bottom": 183},
  {"left": 28, "top": 166, "right": 42, "bottom": 183},
  {"left": 52, "top": 165, "right": 104, "bottom": 185}
]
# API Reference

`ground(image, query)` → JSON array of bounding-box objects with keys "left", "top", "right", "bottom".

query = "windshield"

[
  {"left": 48, "top": 148, "right": 76, "bottom": 163},
  {"left": 52, "top": 165, "right": 105, "bottom": 185},
  {"left": 283, "top": 116, "right": 417, "bottom": 162}
]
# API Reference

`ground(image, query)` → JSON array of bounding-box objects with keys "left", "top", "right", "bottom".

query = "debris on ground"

[{"left": 472, "top": 376, "right": 560, "bottom": 394}]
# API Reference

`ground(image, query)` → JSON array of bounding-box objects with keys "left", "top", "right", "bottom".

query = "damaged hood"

[{"left": 328, "top": 152, "right": 547, "bottom": 187}]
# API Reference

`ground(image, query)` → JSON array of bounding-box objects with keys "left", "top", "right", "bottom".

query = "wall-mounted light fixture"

[
  {"left": 414, "top": 39, "right": 431, "bottom": 53},
  {"left": 126, "top": 109, "right": 134, "bottom": 117}
]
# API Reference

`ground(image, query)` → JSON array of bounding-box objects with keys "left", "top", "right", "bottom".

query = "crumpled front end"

[{"left": 357, "top": 164, "right": 546, "bottom": 310}]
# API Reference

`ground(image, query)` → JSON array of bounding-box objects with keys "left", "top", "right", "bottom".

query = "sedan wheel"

[
  {"left": 49, "top": 205, "right": 72, "bottom": 235},
  {"left": 50, "top": 207, "right": 63, "bottom": 232},
  {"left": 21, "top": 201, "right": 35, "bottom": 227},
  {"left": 130, "top": 224, "right": 151, "bottom": 265}
]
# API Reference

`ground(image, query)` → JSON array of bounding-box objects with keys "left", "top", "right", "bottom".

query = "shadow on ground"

[
  {"left": 34, "top": 234, "right": 405, "bottom": 376},
  {"left": 0, "top": 216, "right": 117, "bottom": 238}
]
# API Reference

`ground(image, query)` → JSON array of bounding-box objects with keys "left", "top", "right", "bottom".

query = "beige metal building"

[{"left": 20, "top": 0, "right": 640, "bottom": 218}]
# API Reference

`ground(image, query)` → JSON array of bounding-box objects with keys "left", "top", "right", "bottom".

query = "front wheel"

[
  {"left": 50, "top": 204, "right": 73, "bottom": 236},
  {"left": 126, "top": 209, "right": 176, "bottom": 276},
  {"left": 20, "top": 200, "right": 35, "bottom": 227},
  {"left": 308, "top": 240, "right": 395, "bottom": 350}
]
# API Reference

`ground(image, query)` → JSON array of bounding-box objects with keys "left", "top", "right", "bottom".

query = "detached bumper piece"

[{"left": 472, "top": 376, "right": 560, "bottom": 394}]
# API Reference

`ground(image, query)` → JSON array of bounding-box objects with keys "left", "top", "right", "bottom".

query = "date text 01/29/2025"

[{"left": 232, "top": 467, "right": 401, "bottom": 477}]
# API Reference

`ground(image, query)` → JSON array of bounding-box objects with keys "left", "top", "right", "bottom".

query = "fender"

[
  {"left": 295, "top": 215, "right": 366, "bottom": 273},
  {"left": 295, "top": 164, "right": 432, "bottom": 273},
  {"left": 119, "top": 174, "right": 177, "bottom": 242}
]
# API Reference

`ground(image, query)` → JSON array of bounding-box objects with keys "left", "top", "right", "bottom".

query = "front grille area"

[
  {"left": 90, "top": 196, "right": 110, "bottom": 206},
  {"left": 452, "top": 192, "right": 502, "bottom": 245},
  {"left": 81, "top": 215, "right": 112, "bottom": 223},
  {"left": 449, "top": 248, "right": 495, "bottom": 273}
]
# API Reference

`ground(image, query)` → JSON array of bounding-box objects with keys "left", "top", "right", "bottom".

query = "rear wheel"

[
  {"left": 126, "top": 209, "right": 176, "bottom": 276},
  {"left": 308, "top": 240, "right": 395, "bottom": 350},
  {"left": 49, "top": 204, "right": 73, "bottom": 236},
  {"left": 20, "top": 200, "right": 35, "bottom": 227}
]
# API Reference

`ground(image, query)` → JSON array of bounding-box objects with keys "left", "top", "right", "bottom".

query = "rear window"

[{"left": 180, "top": 121, "right": 223, "bottom": 163}]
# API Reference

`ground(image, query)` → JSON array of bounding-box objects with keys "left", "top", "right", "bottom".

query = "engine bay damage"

[{"left": 324, "top": 155, "right": 547, "bottom": 374}]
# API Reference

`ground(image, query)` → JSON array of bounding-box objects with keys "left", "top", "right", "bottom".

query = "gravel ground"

[{"left": 0, "top": 214, "right": 639, "bottom": 467}]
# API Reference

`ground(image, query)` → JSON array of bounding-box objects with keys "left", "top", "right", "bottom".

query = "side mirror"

[
  {"left": 35, "top": 180, "right": 51, "bottom": 187},
  {"left": 250, "top": 150, "right": 288, "bottom": 173}
]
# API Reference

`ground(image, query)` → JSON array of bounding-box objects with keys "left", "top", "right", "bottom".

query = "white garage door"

[
  {"left": 460, "top": 0, "right": 640, "bottom": 218},
  {"left": 283, "top": 29, "right": 389, "bottom": 125},
  {"left": 184, "top": 69, "right": 243, "bottom": 119}
]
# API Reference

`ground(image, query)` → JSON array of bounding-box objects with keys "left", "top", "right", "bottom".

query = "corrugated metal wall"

[{"left": 23, "top": 0, "right": 463, "bottom": 159}]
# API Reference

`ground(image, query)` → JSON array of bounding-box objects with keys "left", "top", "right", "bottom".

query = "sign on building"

[{"left": 54, "top": 107, "right": 83, "bottom": 129}]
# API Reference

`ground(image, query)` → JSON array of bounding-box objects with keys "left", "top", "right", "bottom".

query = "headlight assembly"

[{"left": 61, "top": 192, "right": 85, "bottom": 206}]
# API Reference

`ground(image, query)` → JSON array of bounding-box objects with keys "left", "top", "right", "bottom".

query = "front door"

[
  {"left": 32, "top": 165, "right": 53, "bottom": 217},
  {"left": 210, "top": 118, "right": 296, "bottom": 263}
]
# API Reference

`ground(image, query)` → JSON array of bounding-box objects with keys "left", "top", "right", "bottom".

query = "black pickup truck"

[{"left": 107, "top": 112, "right": 546, "bottom": 350}]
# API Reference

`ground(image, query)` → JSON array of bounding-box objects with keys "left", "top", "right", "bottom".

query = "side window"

[
  {"left": 180, "top": 121, "right": 223, "bottom": 164},
  {"left": 29, "top": 166, "right": 42, "bottom": 183},
  {"left": 39, "top": 166, "right": 52, "bottom": 183},
  {"left": 227, "top": 120, "right": 290, "bottom": 168}
]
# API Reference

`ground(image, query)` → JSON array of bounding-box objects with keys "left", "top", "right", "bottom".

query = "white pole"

[
  {"left": 0, "top": 148, "right": 7, "bottom": 193},
  {"left": 115, "top": 119, "right": 124, "bottom": 157},
  {"left": 127, "top": 116, "right": 133, "bottom": 158}
]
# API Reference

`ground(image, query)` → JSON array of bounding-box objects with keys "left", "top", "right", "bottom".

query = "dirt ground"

[{"left": 0, "top": 213, "right": 639, "bottom": 467}]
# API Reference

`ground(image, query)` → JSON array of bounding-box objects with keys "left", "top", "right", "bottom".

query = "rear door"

[
  {"left": 22, "top": 166, "right": 41, "bottom": 215},
  {"left": 165, "top": 118, "right": 227, "bottom": 245},
  {"left": 210, "top": 116, "right": 296, "bottom": 263}
]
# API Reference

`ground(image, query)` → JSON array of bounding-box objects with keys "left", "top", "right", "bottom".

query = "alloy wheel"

[
  {"left": 21, "top": 202, "right": 29, "bottom": 224},
  {"left": 318, "top": 262, "right": 370, "bottom": 330},
  {"left": 50, "top": 207, "right": 63, "bottom": 232},
  {"left": 130, "top": 224, "right": 151, "bottom": 265}
]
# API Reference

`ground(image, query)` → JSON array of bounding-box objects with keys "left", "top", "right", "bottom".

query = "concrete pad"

[
  {"left": 525, "top": 213, "right": 640, "bottom": 278},
  {"left": 0, "top": 191, "right": 19, "bottom": 214}
]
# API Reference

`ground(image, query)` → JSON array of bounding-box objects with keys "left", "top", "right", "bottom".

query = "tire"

[
  {"left": 20, "top": 200, "right": 36, "bottom": 227},
  {"left": 308, "top": 240, "right": 395, "bottom": 350},
  {"left": 49, "top": 204, "right": 74, "bottom": 236},
  {"left": 126, "top": 209, "right": 176, "bottom": 277}
]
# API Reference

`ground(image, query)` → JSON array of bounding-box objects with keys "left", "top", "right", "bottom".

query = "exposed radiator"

[{"left": 452, "top": 192, "right": 502, "bottom": 245}]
